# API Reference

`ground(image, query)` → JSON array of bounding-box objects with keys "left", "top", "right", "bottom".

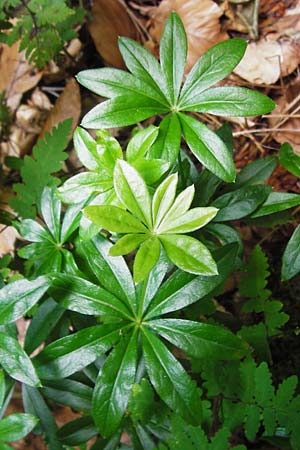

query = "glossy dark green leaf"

[
  {"left": 182, "top": 87, "right": 276, "bottom": 117},
  {"left": 149, "top": 319, "right": 249, "bottom": 359},
  {"left": 76, "top": 68, "right": 167, "bottom": 104},
  {"left": 24, "top": 298, "right": 65, "bottom": 355},
  {"left": 0, "top": 276, "right": 50, "bottom": 325},
  {"left": 49, "top": 273, "right": 133, "bottom": 319},
  {"left": 195, "top": 169, "right": 222, "bottom": 206},
  {"left": 81, "top": 95, "right": 168, "bottom": 129},
  {"left": 282, "top": 224, "right": 300, "bottom": 281},
  {"left": 114, "top": 160, "right": 152, "bottom": 227},
  {"left": 58, "top": 416, "right": 97, "bottom": 445},
  {"left": 118, "top": 37, "right": 168, "bottom": 103},
  {"left": 35, "top": 324, "right": 123, "bottom": 379},
  {"left": 58, "top": 172, "right": 112, "bottom": 204},
  {"left": 126, "top": 125, "right": 159, "bottom": 163},
  {"left": 148, "top": 113, "right": 181, "bottom": 164},
  {"left": 84, "top": 204, "right": 147, "bottom": 233},
  {"left": 160, "top": 234, "right": 218, "bottom": 276},
  {"left": 22, "top": 385, "right": 63, "bottom": 450},
  {"left": 146, "top": 244, "right": 238, "bottom": 318},
  {"left": 205, "top": 223, "right": 243, "bottom": 255},
  {"left": 92, "top": 331, "right": 138, "bottom": 438},
  {"left": 250, "top": 192, "right": 300, "bottom": 218},
  {"left": 160, "top": 12, "right": 187, "bottom": 104},
  {"left": 0, "top": 413, "right": 38, "bottom": 442},
  {"left": 234, "top": 157, "right": 277, "bottom": 189},
  {"left": 136, "top": 250, "right": 170, "bottom": 316},
  {"left": 179, "top": 113, "right": 235, "bottom": 182},
  {"left": 133, "top": 237, "right": 161, "bottom": 283},
  {"left": 213, "top": 185, "right": 271, "bottom": 221},
  {"left": 78, "top": 236, "right": 137, "bottom": 314},
  {"left": 179, "top": 38, "right": 247, "bottom": 104},
  {"left": 142, "top": 327, "right": 201, "bottom": 425},
  {"left": 60, "top": 201, "right": 83, "bottom": 242},
  {"left": 40, "top": 187, "right": 61, "bottom": 242},
  {"left": 17, "top": 219, "right": 53, "bottom": 243},
  {"left": 279, "top": 142, "right": 300, "bottom": 177},
  {"left": 128, "top": 378, "right": 155, "bottom": 424},
  {"left": 42, "top": 379, "right": 92, "bottom": 412},
  {"left": 0, "top": 333, "right": 40, "bottom": 386}
]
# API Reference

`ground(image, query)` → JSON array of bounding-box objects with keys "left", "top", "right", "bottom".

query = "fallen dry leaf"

[
  {"left": 260, "top": 0, "right": 300, "bottom": 37},
  {"left": 0, "top": 41, "right": 42, "bottom": 112},
  {"left": 234, "top": 37, "right": 300, "bottom": 84},
  {"left": 269, "top": 80, "right": 300, "bottom": 149},
  {"left": 148, "top": 0, "right": 228, "bottom": 72},
  {"left": 88, "top": 0, "right": 139, "bottom": 68},
  {"left": 0, "top": 225, "right": 18, "bottom": 256},
  {"left": 39, "top": 78, "right": 81, "bottom": 139}
]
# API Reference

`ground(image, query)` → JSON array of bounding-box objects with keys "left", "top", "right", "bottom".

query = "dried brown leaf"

[
  {"left": 0, "top": 42, "right": 42, "bottom": 112},
  {"left": 39, "top": 78, "right": 81, "bottom": 139},
  {"left": 234, "top": 38, "right": 300, "bottom": 84},
  {"left": 88, "top": 0, "right": 139, "bottom": 68},
  {"left": 269, "top": 80, "right": 300, "bottom": 148},
  {"left": 148, "top": 0, "right": 228, "bottom": 72}
]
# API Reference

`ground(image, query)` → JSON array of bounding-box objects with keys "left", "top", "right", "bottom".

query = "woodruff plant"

[{"left": 0, "top": 11, "right": 300, "bottom": 450}]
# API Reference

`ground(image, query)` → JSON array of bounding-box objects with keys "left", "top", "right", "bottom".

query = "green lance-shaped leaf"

[
  {"left": 279, "top": 142, "right": 300, "bottom": 177},
  {"left": 179, "top": 113, "right": 235, "bottom": 182},
  {"left": 40, "top": 186, "right": 61, "bottom": 242},
  {"left": 126, "top": 125, "right": 159, "bottom": 163},
  {"left": 34, "top": 324, "right": 124, "bottom": 379},
  {"left": 250, "top": 192, "right": 300, "bottom": 218},
  {"left": 84, "top": 204, "right": 148, "bottom": 234},
  {"left": 81, "top": 94, "right": 168, "bottom": 129},
  {"left": 157, "top": 206, "right": 218, "bottom": 234},
  {"left": 73, "top": 126, "right": 99, "bottom": 170},
  {"left": 0, "top": 414, "right": 38, "bottom": 443},
  {"left": 114, "top": 159, "right": 152, "bottom": 227},
  {"left": 282, "top": 224, "right": 300, "bottom": 281},
  {"left": 148, "top": 113, "right": 181, "bottom": 164},
  {"left": 0, "top": 276, "right": 50, "bottom": 325},
  {"left": 58, "top": 172, "right": 112, "bottom": 204},
  {"left": 181, "top": 87, "right": 276, "bottom": 117},
  {"left": 76, "top": 68, "right": 167, "bottom": 103},
  {"left": 118, "top": 37, "right": 169, "bottom": 103},
  {"left": 179, "top": 38, "right": 247, "bottom": 105},
  {"left": 17, "top": 219, "right": 52, "bottom": 243},
  {"left": 92, "top": 331, "right": 138, "bottom": 438},
  {"left": 146, "top": 243, "right": 238, "bottom": 319},
  {"left": 133, "top": 237, "right": 161, "bottom": 284},
  {"left": 49, "top": 274, "right": 133, "bottom": 320},
  {"left": 132, "top": 158, "right": 170, "bottom": 185},
  {"left": 42, "top": 379, "right": 93, "bottom": 412},
  {"left": 142, "top": 327, "right": 202, "bottom": 425},
  {"left": 148, "top": 319, "right": 249, "bottom": 360},
  {"left": 78, "top": 236, "right": 137, "bottom": 314},
  {"left": 0, "top": 333, "right": 41, "bottom": 387},
  {"left": 22, "top": 385, "right": 63, "bottom": 450},
  {"left": 160, "top": 12, "right": 187, "bottom": 104},
  {"left": 152, "top": 173, "right": 178, "bottom": 228},
  {"left": 212, "top": 185, "right": 271, "bottom": 222},
  {"left": 233, "top": 156, "right": 277, "bottom": 189},
  {"left": 159, "top": 184, "right": 195, "bottom": 225},
  {"left": 159, "top": 234, "right": 218, "bottom": 276},
  {"left": 109, "top": 234, "right": 148, "bottom": 257}
]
